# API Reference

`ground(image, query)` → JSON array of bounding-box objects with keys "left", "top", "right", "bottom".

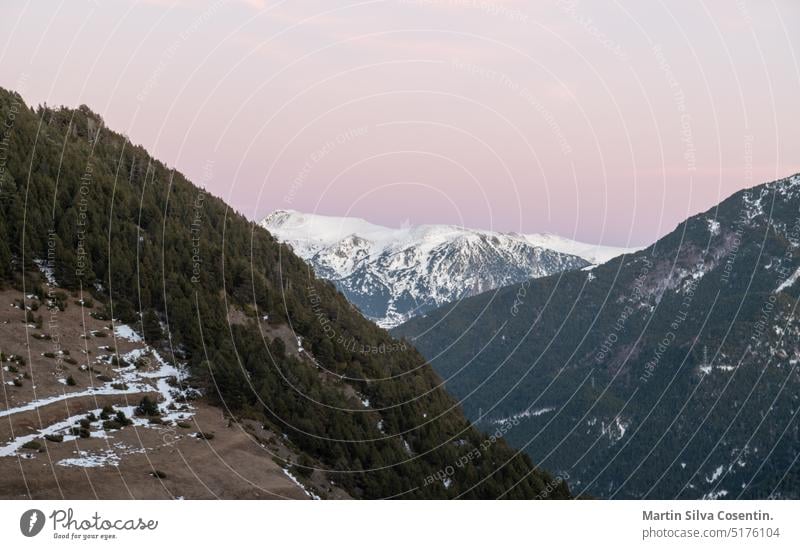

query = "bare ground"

[{"left": 0, "top": 288, "right": 348, "bottom": 500}]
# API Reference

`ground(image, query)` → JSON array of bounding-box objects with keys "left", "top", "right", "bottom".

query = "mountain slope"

[
  {"left": 395, "top": 172, "right": 800, "bottom": 499},
  {"left": 262, "top": 210, "right": 634, "bottom": 327},
  {"left": 0, "top": 88, "right": 568, "bottom": 499}
]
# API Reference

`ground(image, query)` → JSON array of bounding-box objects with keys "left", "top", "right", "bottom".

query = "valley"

[{"left": 395, "top": 173, "right": 800, "bottom": 500}]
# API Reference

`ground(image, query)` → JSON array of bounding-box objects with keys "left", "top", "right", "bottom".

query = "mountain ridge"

[
  {"left": 394, "top": 171, "right": 800, "bottom": 499},
  {"left": 0, "top": 86, "right": 569, "bottom": 500},
  {"left": 262, "top": 209, "right": 637, "bottom": 327}
]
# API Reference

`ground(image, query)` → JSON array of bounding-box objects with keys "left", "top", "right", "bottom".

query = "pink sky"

[{"left": 1, "top": 0, "right": 798, "bottom": 246}]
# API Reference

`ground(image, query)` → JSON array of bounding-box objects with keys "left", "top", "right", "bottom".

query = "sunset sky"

[{"left": 1, "top": 0, "right": 798, "bottom": 246}]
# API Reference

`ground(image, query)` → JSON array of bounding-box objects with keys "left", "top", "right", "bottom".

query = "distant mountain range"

[
  {"left": 394, "top": 172, "right": 800, "bottom": 499},
  {"left": 262, "top": 210, "right": 636, "bottom": 327}
]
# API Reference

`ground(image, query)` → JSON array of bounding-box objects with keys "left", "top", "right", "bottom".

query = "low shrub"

[
  {"left": 136, "top": 396, "right": 160, "bottom": 417},
  {"left": 22, "top": 440, "right": 42, "bottom": 451},
  {"left": 115, "top": 410, "right": 133, "bottom": 426}
]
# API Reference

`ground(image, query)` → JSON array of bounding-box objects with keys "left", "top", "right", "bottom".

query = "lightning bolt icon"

[{"left": 28, "top": 512, "right": 37, "bottom": 534}]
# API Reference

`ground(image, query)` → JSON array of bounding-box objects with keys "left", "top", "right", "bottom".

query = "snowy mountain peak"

[{"left": 262, "top": 210, "right": 638, "bottom": 327}]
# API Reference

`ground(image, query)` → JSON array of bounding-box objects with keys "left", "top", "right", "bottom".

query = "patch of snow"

[
  {"left": 58, "top": 449, "right": 121, "bottom": 468},
  {"left": 0, "top": 383, "right": 151, "bottom": 420},
  {"left": 492, "top": 406, "right": 556, "bottom": 425},
  {"left": 611, "top": 416, "right": 628, "bottom": 442},
  {"left": 114, "top": 324, "right": 143, "bottom": 343},
  {"left": 742, "top": 190, "right": 765, "bottom": 221},
  {"left": 700, "top": 364, "right": 736, "bottom": 375},
  {"left": 282, "top": 467, "right": 320, "bottom": 500},
  {"left": 0, "top": 410, "right": 103, "bottom": 457},
  {"left": 775, "top": 266, "right": 800, "bottom": 293},
  {"left": 0, "top": 340, "right": 198, "bottom": 459},
  {"left": 600, "top": 416, "right": 629, "bottom": 443},
  {"left": 33, "top": 259, "right": 56, "bottom": 285},
  {"left": 705, "top": 465, "right": 724, "bottom": 484}
]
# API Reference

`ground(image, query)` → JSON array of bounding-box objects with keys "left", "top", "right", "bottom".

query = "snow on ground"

[
  {"left": 33, "top": 259, "right": 56, "bottom": 285},
  {"left": 700, "top": 364, "right": 737, "bottom": 375},
  {"left": 0, "top": 383, "right": 152, "bottom": 419},
  {"left": 611, "top": 417, "right": 628, "bottom": 442},
  {"left": 705, "top": 465, "right": 725, "bottom": 484},
  {"left": 58, "top": 449, "right": 121, "bottom": 468},
  {"left": 742, "top": 190, "right": 766, "bottom": 221},
  {"left": 0, "top": 326, "right": 198, "bottom": 461},
  {"left": 0, "top": 410, "right": 108, "bottom": 457},
  {"left": 114, "top": 323, "right": 143, "bottom": 343},
  {"left": 775, "top": 266, "right": 800, "bottom": 293},
  {"left": 282, "top": 467, "right": 320, "bottom": 500},
  {"left": 600, "top": 416, "right": 629, "bottom": 443},
  {"left": 492, "top": 407, "right": 556, "bottom": 425},
  {"left": 56, "top": 443, "right": 149, "bottom": 468}
]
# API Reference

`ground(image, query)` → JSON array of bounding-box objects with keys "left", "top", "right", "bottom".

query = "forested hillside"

[
  {"left": 0, "top": 87, "right": 568, "bottom": 499},
  {"left": 396, "top": 172, "right": 800, "bottom": 499}
]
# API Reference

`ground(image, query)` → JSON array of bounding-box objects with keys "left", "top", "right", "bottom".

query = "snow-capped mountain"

[{"left": 262, "top": 210, "right": 636, "bottom": 327}]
